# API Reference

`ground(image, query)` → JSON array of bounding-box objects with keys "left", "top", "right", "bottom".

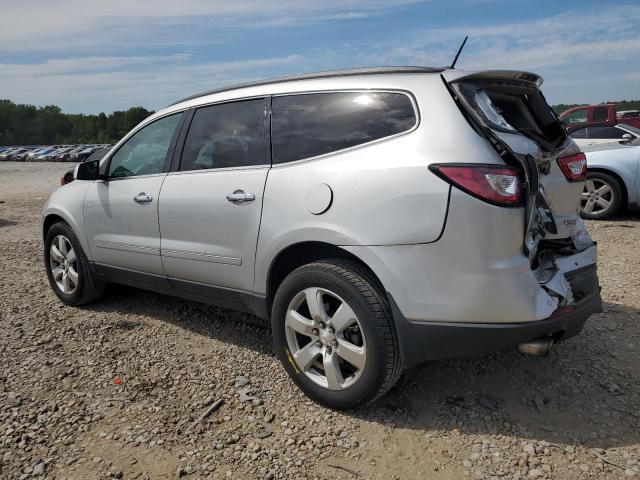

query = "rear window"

[
  {"left": 271, "top": 92, "right": 416, "bottom": 164},
  {"left": 457, "top": 81, "right": 568, "bottom": 151}
]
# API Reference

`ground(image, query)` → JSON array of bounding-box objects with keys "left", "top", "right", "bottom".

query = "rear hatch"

[{"left": 442, "top": 70, "right": 596, "bottom": 307}]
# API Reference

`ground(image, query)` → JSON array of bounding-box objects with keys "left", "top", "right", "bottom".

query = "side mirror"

[
  {"left": 74, "top": 159, "right": 101, "bottom": 181},
  {"left": 621, "top": 133, "right": 633, "bottom": 143}
]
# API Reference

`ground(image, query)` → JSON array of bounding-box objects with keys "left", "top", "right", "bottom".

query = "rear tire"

[
  {"left": 580, "top": 171, "right": 623, "bottom": 220},
  {"left": 271, "top": 259, "right": 402, "bottom": 409},
  {"left": 44, "top": 221, "right": 106, "bottom": 306}
]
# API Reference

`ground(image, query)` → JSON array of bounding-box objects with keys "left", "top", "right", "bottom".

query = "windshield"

[{"left": 620, "top": 124, "right": 640, "bottom": 135}]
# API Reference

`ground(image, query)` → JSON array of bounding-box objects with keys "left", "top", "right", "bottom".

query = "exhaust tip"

[{"left": 518, "top": 337, "right": 554, "bottom": 357}]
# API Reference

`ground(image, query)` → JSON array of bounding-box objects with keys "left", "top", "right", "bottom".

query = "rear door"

[{"left": 158, "top": 98, "right": 269, "bottom": 296}]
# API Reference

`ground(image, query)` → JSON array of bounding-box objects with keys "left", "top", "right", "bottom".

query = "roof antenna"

[{"left": 450, "top": 36, "right": 468, "bottom": 69}]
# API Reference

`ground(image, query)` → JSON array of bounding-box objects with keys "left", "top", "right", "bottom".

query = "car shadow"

[
  {"left": 0, "top": 218, "right": 17, "bottom": 228},
  {"left": 87, "top": 287, "right": 639, "bottom": 449}
]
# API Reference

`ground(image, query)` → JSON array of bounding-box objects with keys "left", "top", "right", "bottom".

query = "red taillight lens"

[
  {"left": 429, "top": 164, "right": 523, "bottom": 206},
  {"left": 557, "top": 152, "right": 587, "bottom": 182}
]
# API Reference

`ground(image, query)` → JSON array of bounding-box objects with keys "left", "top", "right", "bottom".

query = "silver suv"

[{"left": 43, "top": 67, "right": 601, "bottom": 408}]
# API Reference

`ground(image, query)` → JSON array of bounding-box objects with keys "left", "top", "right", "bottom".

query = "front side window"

[
  {"left": 588, "top": 126, "right": 625, "bottom": 139},
  {"left": 564, "top": 110, "right": 587, "bottom": 124},
  {"left": 108, "top": 113, "right": 182, "bottom": 178},
  {"left": 271, "top": 91, "right": 417, "bottom": 164},
  {"left": 180, "top": 98, "right": 266, "bottom": 171}
]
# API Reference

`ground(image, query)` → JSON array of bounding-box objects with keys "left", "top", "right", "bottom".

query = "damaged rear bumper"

[{"left": 391, "top": 264, "right": 601, "bottom": 369}]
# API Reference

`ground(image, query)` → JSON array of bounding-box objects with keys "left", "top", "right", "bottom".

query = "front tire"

[
  {"left": 44, "top": 221, "right": 106, "bottom": 306},
  {"left": 271, "top": 259, "right": 402, "bottom": 409},
  {"left": 580, "top": 172, "right": 623, "bottom": 220}
]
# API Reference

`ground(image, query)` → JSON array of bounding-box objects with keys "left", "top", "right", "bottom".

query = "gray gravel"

[{"left": 0, "top": 161, "right": 638, "bottom": 479}]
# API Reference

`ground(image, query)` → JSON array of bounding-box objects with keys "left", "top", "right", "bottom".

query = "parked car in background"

[
  {"left": 0, "top": 147, "right": 20, "bottom": 160},
  {"left": 27, "top": 146, "right": 58, "bottom": 161},
  {"left": 43, "top": 67, "right": 600, "bottom": 408},
  {"left": 27, "top": 147, "right": 48, "bottom": 161},
  {"left": 53, "top": 146, "right": 79, "bottom": 162},
  {"left": 0, "top": 147, "right": 30, "bottom": 161},
  {"left": 37, "top": 147, "right": 69, "bottom": 161},
  {"left": 560, "top": 104, "right": 640, "bottom": 132},
  {"left": 581, "top": 142, "right": 640, "bottom": 219},
  {"left": 617, "top": 110, "right": 640, "bottom": 119},
  {"left": 571, "top": 124, "right": 640, "bottom": 148},
  {"left": 9, "top": 148, "right": 34, "bottom": 161},
  {"left": 70, "top": 146, "right": 101, "bottom": 162}
]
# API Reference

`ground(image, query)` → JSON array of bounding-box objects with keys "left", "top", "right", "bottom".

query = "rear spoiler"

[{"left": 442, "top": 69, "right": 543, "bottom": 87}]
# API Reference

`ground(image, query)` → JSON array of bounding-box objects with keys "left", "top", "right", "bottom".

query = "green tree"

[{"left": 0, "top": 99, "right": 154, "bottom": 145}]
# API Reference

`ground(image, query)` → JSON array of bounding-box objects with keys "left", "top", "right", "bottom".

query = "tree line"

[
  {"left": 0, "top": 99, "right": 154, "bottom": 146},
  {"left": 2, "top": 97, "right": 640, "bottom": 146}
]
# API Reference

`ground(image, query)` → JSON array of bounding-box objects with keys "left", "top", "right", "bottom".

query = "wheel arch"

[
  {"left": 43, "top": 213, "right": 67, "bottom": 238},
  {"left": 265, "top": 241, "right": 386, "bottom": 316},
  {"left": 42, "top": 207, "right": 92, "bottom": 261},
  {"left": 587, "top": 167, "right": 629, "bottom": 208}
]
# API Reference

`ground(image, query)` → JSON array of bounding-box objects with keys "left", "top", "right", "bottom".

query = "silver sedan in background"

[{"left": 582, "top": 141, "right": 640, "bottom": 219}]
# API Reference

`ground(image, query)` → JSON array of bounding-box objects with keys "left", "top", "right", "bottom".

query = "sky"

[{"left": 1, "top": 0, "right": 639, "bottom": 114}]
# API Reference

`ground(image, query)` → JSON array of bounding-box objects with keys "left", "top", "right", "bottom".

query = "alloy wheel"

[
  {"left": 49, "top": 235, "right": 78, "bottom": 294},
  {"left": 285, "top": 287, "right": 366, "bottom": 390},
  {"left": 581, "top": 179, "right": 614, "bottom": 216}
]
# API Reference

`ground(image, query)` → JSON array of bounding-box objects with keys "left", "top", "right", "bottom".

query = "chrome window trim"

[
  {"left": 167, "top": 164, "right": 270, "bottom": 176},
  {"left": 95, "top": 172, "right": 167, "bottom": 183}
]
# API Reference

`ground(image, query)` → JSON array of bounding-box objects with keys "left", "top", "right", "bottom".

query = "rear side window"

[
  {"left": 592, "top": 107, "right": 609, "bottom": 122},
  {"left": 271, "top": 92, "right": 416, "bottom": 164},
  {"left": 180, "top": 98, "right": 266, "bottom": 171},
  {"left": 570, "top": 127, "right": 588, "bottom": 139}
]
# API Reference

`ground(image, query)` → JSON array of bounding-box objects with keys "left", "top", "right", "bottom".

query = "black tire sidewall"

[
  {"left": 272, "top": 262, "right": 391, "bottom": 409},
  {"left": 44, "top": 222, "right": 89, "bottom": 305},
  {"left": 581, "top": 172, "right": 623, "bottom": 220}
]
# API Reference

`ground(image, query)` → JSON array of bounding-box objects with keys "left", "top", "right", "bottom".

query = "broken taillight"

[
  {"left": 557, "top": 153, "right": 587, "bottom": 182},
  {"left": 429, "top": 164, "right": 523, "bottom": 207}
]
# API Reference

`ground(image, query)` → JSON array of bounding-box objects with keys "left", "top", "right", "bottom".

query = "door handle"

[
  {"left": 226, "top": 190, "right": 256, "bottom": 203},
  {"left": 134, "top": 192, "right": 153, "bottom": 203}
]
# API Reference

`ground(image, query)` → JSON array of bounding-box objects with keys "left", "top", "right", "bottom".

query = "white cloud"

[
  {"left": 0, "top": 54, "right": 304, "bottom": 113},
  {"left": 361, "top": 5, "right": 640, "bottom": 70},
  {"left": 0, "top": 1, "right": 424, "bottom": 52},
  {"left": 1, "top": 2, "right": 638, "bottom": 111}
]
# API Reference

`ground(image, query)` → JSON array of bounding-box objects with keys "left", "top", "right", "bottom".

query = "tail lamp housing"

[
  {"left": 429, "top": 163, "right": 523, "bottom": 207},
  {"left": 557, "top": 152, "right": 587, "bottom": 182}
]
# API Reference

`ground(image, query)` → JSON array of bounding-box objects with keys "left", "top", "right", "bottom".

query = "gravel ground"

[{"left": 0, "top": 161, "right": 638, "bottom": 480}]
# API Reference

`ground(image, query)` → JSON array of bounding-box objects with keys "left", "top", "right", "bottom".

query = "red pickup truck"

[{"left": 559, "top": 104, "right": 640, "bottom": 132}]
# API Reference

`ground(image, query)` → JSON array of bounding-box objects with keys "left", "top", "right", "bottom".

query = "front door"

[
  {"left": 84, "top": 112, "right": 183, "bottom": 275},
  {"left": 158, "top": 98, "right": 268, "bottom": 294}
]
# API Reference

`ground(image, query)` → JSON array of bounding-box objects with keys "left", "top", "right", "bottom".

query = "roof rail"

[{"left": 169, "top": 66, "right": 446, "bottom": 106}]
